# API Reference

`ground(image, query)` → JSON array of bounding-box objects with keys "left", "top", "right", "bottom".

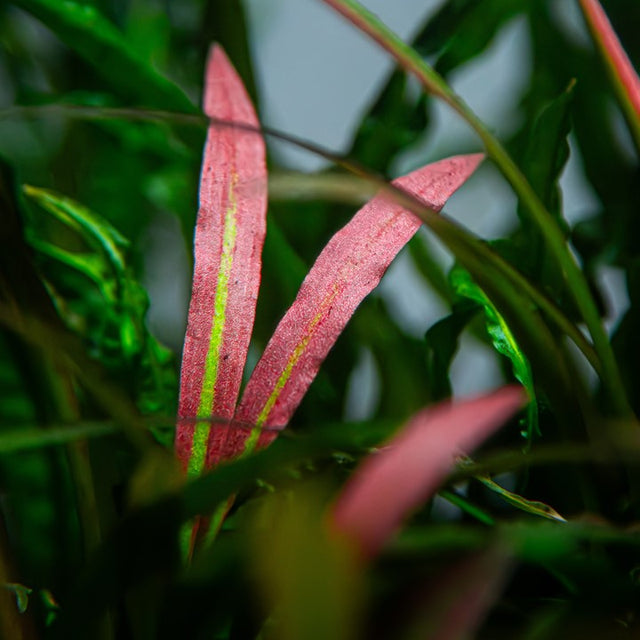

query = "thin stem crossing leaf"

[{"left": 175, "top": 45, "right": 267, "bottom": 477}]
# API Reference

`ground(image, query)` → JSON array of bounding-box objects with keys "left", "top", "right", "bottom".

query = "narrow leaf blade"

[
  {"left": 579, "top": 0, "right": 640, "bottom": 149},
  {"left": 176, "top": 44, "right": 267, "bottom": 476},
  {"left": 233, "top": 154, "right": 483, "bottom": 451},
  {"left": 331, "top": 386, "right": 525, "bottom": 558}
]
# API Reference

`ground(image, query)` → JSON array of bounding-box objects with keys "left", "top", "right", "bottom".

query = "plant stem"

[{"left": 322, "top": 0, "right": 631, "bottom": 416}]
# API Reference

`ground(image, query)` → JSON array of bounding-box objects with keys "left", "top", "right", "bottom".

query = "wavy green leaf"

[{"left": 450, "top": 265, "right": 539, "bottom": 442}]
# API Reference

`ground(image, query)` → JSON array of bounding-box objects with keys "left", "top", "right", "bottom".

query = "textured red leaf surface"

[
  {"left": 175, "top": 44, "right": 267, "bottom": 476},
  {"left": 227, "top": 154, "right": 483, "bottom": 459},
  {"left": 330, "top": 386, "right": 525, "bottom": 559},
  {"left": 579, "top": 0, "right": 640, "bottom": 119}
]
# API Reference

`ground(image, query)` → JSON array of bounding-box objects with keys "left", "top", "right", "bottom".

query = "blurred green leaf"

[
  {"left": 414, "top": 0, "right": 527, "bottom": 75},
  {"left": 22, "top": 184, "right": 177, "bottom": 417},
  {"left": 0, "top": 421, "right": 117, "bottom": 453},
  {"left": 349, "top": 70, "right": 428, "bottom": 174},
  {"left": 199, "top": 0, "right": 258, "bottom": 104},
  {"left": 424, "top": 302, "right": 478, "bottom": 402},
  {"left": 512, "top": 82, "right": 576, "bottom": 312},
  {"left": 248, "top": 484, "right": 363, "bottom": 640},
  {"left": 2, "top": 583, "right": 32, "bottom": 614},
  {"left": 9, "top": 0, "right": 195, "bottom": 111}
]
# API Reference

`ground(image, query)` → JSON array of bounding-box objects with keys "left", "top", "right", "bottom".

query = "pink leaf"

[
  {"left": 227, "top": 154, "right": 483, "bottom": 459},
  {"left": 410, "top": 546, "right": 513, "bottom": 640},
  {"left": 330, "top": 386, "right": 526, "bottom": 559},
  {"left": 579, "top": 0, "right": 640, "bottom": 134},
  {"left": 175, "top": 44, "right": 267, "bottom": 477}
]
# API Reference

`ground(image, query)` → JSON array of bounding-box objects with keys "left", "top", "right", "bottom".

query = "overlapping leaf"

[
  {"left": 230, "top": 155, "right": 484, "bottom": 457},
  {"left": 175, "top": 45, "right": 267, "bottom": 476},
  {"left": 579, "top": 0, "right": 640, "bottom": 150},
  {"left": 330, "top": 386, "right": 525, "bottom": 558}
]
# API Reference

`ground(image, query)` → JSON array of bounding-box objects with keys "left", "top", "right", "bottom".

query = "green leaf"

[
  {"left": 0, "top": 422, "right": 116, "bottom": 453},
  {"left": 9, "top": 0, "right": 194, "bottom": 111},
  {"left": 477, "top": 475, "right": 565, "bottom": 521},
  {"left": 23, "top": 184, "right": 129, "bottom": 275},
  {"left": 424, "top": 303, "right": 478, "bottom": 402},
  {"left": 514, "top": 83, "right": 576, "bottom": 308},
  {"left": 22, "top": 184, "right": 177, "bottom": 417},
  {"left": 450, "top": 265, "right": 539, "bottom": 442},
  {"left": 199, "top": 0, "right": 259, "bottom": 105},
  {"left": 2, "top": 583, "right": 32, "bottom": 614},
  {"left": 349, "top": 70, "right": 428, "bottom": 173},
  {"left": 414, "top": 0, "right": 527, "bottom": 75},
  {"left": 249, "top": 485, "right": 363, "bottom": 640}
]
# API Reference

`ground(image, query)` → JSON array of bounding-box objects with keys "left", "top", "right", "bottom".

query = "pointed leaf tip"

[
  {"left": 331, "top": 386, "right": 526, "bottom": 559},
  {"left": 232, "top": 153, "right": 484, "bottom": 452},
  {"left": 176, "top": 44, "right": 267, "bottom": 475}
]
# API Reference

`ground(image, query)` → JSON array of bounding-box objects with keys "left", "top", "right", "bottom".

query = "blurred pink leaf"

[
  {"left": 175, "top": 44, "right": 267, "bottom": 478},
  {"left": 408, "top": 545, "right": 513, "bottom": 640},
  {"left": 330, "top": 386, "right": 526, "bottom": 559}
]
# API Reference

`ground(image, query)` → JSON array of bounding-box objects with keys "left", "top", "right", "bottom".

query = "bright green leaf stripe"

[
  {"left": 187, "top": 177, "right": 239, "bottom": 478},
  {"left": 9, "top": 0, "right": 195, "bottom": 112},
  {"left": 241, "top": 288, "right": 339, "bottom": 455}
]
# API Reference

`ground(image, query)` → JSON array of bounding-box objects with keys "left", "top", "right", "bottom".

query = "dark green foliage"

[{"left": 0, "top": 0, "right": 639, "bottom": 637}]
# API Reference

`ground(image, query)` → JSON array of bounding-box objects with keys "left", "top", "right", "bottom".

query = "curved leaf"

[
  {"left": 450, "top": 266, "right": 538, "bottom": 442},
  {"left": 579, "top": 0, "right": 640, "bottom": 151},
  {"left": 330, "top": 386, "right": 525, "bottom": 558},
  {"left": 231, "top": 155, "right": 484, "bottom": 456}
]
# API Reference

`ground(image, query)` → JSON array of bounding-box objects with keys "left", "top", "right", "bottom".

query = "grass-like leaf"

[
  {"left": 232, "top": 155, "right": 484, "bottom": 453},
  {"left": 176, "top": 44, "right": 267, "bottom": 477},
  {"left": 579, "top": 0, "right": 640, "bottom": 151},
  {"left": 330, "top": 386, "right": 525, "bottom": 559}
]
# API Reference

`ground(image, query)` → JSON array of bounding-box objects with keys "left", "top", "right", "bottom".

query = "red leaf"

[
  {"left": 579, "top": 0, "right": 640, "bottom": 125},
  {"left": 175, "top": 44, "right": 267, "bottom": 476},
  {"left": 330, "top": 386, "right": 525, "bottom": 559},
  {"left": 227, "top": 154, "right": 483, "bottom": 458},
  {"left": 409, "top": 546, "right": 513, "bottom": 640}
]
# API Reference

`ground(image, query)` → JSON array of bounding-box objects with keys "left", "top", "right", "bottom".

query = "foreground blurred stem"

[{"left": 322, "top": 0, "right": 631, "bottom": 417}]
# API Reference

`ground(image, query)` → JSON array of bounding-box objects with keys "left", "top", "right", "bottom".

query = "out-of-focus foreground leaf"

[{"left": 331, "top": 386, "right": 525, "bottom": 558}]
